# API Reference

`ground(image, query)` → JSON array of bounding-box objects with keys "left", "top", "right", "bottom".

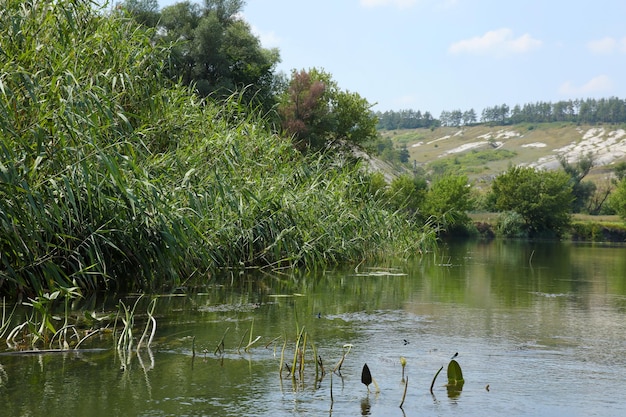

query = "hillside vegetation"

[{"left": 385, "top": 123, "right": 626, "bottom": 185}]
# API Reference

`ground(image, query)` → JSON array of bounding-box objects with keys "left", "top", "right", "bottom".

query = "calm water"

[{"left": 1, "top": 239, "right": 626, "bottom": 416}]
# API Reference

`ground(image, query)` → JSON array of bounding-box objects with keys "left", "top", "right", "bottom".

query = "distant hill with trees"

[{"left": 376, "top": 97, "right": 626, "bottom": 129}]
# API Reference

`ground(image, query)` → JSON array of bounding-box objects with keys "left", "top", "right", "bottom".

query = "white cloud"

[
  {"left": 559, "top": 75, "right": 613, "bottom": 95},
  {"left": 587, "top": 37, "right": 618, "bottom": 54},
  {"left": 360, "top": 0, "right": 419, "bottom": 8},
  {"left": 449, "top": 28, "right": 542, "bottom": 56},
  {"left": 587, "top": 36, "right": 626, "bottom": 54}
]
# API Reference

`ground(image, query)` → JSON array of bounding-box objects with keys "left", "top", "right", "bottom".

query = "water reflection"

[
  {"left": 1, "top": 240, "right": 626, "bottom": 416},
  {"left": 360, "top": 395, "right": 371, "bottom": 415}
]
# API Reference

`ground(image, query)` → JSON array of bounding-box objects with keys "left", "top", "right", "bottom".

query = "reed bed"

[{"left": 0, "top": 0, "right": 435, "bottom": 298}]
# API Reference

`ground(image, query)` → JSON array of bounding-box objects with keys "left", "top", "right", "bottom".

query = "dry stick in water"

[
  {"left": 330, "top": 372, "right": 334, "bottom": 409},
  {"left": 215, "top": 327, "right": 229, "bottom": 355},
  {"left": 237, "top": 329, "right": 249, "bottom": 354},
  {"left": 279, "top": 338, "right": 287, "bottom": 377}
]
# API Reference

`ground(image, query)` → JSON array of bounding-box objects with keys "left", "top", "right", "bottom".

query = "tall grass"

[{"left": 0, "top": 0, "right": 435, "bottom": 298}]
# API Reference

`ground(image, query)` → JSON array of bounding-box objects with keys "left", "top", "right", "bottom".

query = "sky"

[{"left": 157, "top": 0, "right": 626, "bottom": 116}]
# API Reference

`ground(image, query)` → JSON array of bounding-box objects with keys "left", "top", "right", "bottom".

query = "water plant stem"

[
  {"left": 430, "top": 366, "right": 444, "bottom": 394},
  {"left": 400, "top": 376, "right": 408, "bottom": 408}
]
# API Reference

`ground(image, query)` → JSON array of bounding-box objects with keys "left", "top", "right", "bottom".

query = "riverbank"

[{"left": 469, "top": 212, "right": 626, "bottom": 242}]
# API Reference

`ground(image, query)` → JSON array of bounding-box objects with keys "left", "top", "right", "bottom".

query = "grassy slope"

[{"left": 383, "top": 122, "right": 626, "bottom": 187}]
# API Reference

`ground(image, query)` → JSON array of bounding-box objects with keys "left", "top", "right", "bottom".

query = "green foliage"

[
  {"left": 277, "top": 68, "right": 378, "bottom": 152},
  {"left": 570, "top": 221, "right": 626, "bottom": 241},
  {"left": 422, "top": 174, "right": 474, "bottom": 230},
  {"left": 386, "top": 174, "right": 427, "bottom": 213},
  {"left": 608, "top": 178, "right": 626, "bottom": 220},
  {"left": 375, "top": 109, "right": 438, "bottom": 130},
  {"left": 490, "top": 166, "right": 573, "bottom": 237},
  {"left": 559, "top": 153, "right": 596, "bottom": 213},
  {"left": 495, "top": 211, "right": 528, "bottom": 238},
  {"left": 120, "top": 0, "right": 160, "bottom": 26},
  {"left": 153, "top": 0, "right": 280, "bottom": 110},
  {"left": 367, "top": 172, "right": 388, "bottom": 199},
  {"left": 0, "top": 0, "right": 434, "bottom": 297},
  {"left": 429, "top": 149, "right": 516, "bottom": 177},
  {"left": 613, "top": 161, "right": 626, "bottom": 181}
]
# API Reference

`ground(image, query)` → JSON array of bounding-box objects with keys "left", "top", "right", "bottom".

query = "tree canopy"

[
  {"left": 277, "top": 68, "right": 378, "bottom": 151},
  {"left": 490, "top": 166, "right": 573, "bottom": 237},
  {"left": 122, "top": 0, "right": 281, "bottom": 111}
]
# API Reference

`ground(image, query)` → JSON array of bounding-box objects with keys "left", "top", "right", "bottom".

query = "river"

[{"left": 1, "top": 239, "right": 625, "bottom": 416}]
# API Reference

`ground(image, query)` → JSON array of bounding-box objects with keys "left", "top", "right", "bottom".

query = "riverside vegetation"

[
  {"left": 3, "top": 0, "right": 626, "bottom": 353},
  {"left": 0, "top": 0, "right": 435, "bottom": 300}
]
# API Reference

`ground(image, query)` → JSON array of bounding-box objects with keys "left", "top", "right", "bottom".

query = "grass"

[
  {"left": 395, "top": 123, "right": 626, "bottom": 182},
  {"left": 0, "top": 0, "right": 436, "bottom": 298}
]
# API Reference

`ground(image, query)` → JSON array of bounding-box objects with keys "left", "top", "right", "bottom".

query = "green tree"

[
  {"left": 278, "top": 68, "right": 378, "bottom": 152},
  {"left": 613, "top": 161, "right": 626, "bottom": 181},
  {"left": 490, "top": 166, "right": 573, "bottom": 237},
  {"left": 609, "top": 178, "right": 626, "bottom": 220},
  {"left": 422, "top": 174, "right": 473, "bottom": 230},
  {"left": 119, "top": 0, "right": 160, "bottom": 27},
  {"left": 155, "top": 0, "right": 280, "bottom": 110},
  {"left": 386, "top": 174, "right": 428, "bottom": 213},
  {"left": 558, "top": 152, "right": 595, "bottom": 213}
]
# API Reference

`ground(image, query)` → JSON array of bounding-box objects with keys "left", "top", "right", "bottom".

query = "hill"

[{"left": 383, "top": 123, "right": 626, "bottom": 186}]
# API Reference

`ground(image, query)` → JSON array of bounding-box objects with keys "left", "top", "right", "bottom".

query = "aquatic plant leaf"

[
  {"left": 447, "top": 359, "right": 464, "bottom": 385},
  {"left": 361, "top": 363, "right": 372, "bottom": 387}
]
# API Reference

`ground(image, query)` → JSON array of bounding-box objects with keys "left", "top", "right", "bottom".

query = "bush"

[
  {"left": 490, "top": 166, "right": 573, "bottom": 237},
  {"left": 495, "top": 211, "right": 528, "bottom": 238}
]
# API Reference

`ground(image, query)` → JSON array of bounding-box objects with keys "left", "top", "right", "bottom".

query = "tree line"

[{"left": 377, "top": 97, "right": 626, "bottom": 129}]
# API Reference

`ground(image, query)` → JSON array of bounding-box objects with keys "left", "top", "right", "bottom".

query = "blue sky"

[{"left": 158, "top": 0, "right": 626, "bottom": 116}]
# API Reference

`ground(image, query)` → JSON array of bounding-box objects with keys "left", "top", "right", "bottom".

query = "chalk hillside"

[{"left": 383, "top": 123, "right": 626, "bottom": 184}]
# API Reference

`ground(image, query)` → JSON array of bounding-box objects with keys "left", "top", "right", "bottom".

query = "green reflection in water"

[{"left": 1, "top": 240, "right": 626, "bottom": 416}]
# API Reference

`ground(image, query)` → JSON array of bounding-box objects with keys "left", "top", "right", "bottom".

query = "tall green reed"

[{"left": 0, "top": 0, "right": 435, "bottom": 299}]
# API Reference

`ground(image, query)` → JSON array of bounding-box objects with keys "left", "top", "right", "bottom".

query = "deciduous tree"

[
  {"left": 490, "top": 166, "right": 573, "bottom": 237},
  {"left": 608, "top": 178, "right": 626, "bottom": 220},
  {"left": 278, "top": 68, "right": 377, "bottom": 151},
  {"left": 140, "top": 0, "right": 280, "bottom": 110},
  {"left": 422, "top": 174, "right": 473, "bottom": 229}
]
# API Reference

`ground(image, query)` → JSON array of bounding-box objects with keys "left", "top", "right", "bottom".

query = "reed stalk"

[{"left": 0, "top": 0, "right": 436, "bottom": 298}]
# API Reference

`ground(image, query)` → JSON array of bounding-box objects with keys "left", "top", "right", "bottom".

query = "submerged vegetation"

[{"left": 0, "top": 0, "right": 434, "bottom": 298}]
